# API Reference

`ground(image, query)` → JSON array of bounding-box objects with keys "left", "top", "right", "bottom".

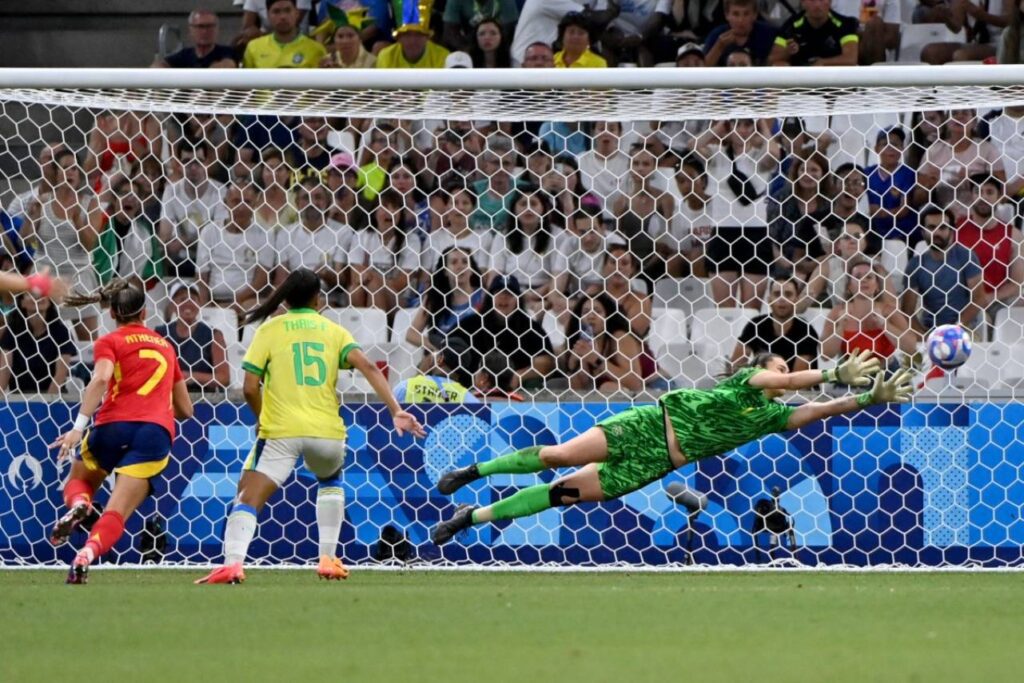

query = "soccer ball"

[{"left": 927, "top": 324, "right": 972, "bottom": 369}]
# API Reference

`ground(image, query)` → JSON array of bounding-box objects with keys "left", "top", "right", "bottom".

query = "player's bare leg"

[{"left": 68, "top": 473, "right": 149, "bottom": 585}]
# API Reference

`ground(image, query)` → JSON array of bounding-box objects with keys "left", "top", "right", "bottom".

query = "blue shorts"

[{"left": 78, "top": 421, "right": 172, "bottom": 479}]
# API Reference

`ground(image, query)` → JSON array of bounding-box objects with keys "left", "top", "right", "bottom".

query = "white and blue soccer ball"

[{"left": 927, "top": 324, "right": 972, "bottom": 369}]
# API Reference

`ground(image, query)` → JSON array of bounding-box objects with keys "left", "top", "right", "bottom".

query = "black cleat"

[
  {"left": 65, "top": 553, "right": 90, "bottom": 585},
  {"left": 438, "top": 464, "right": 481, "bottom": 495},
  {"left": 430, "top": 505, "right": 476, "bottom": 546}
]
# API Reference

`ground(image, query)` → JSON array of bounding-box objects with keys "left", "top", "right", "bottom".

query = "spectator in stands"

[
  {"left": 521, "top": 41, "right": 556, "bottom": 68},
  {"left": 578, "top": 121, "right": 628, "bottom": 207},
  {"left": 703, "top": 0, "right": 778, "bottom": 66},
  {"left": 454, "top": 275, "right": 555, "bottom": 391},
  {"left": 767, "top": 152, "right": 830, "bottom": 282},
  {"left": 274, "top": 174, "right": 354, "bottom": 305},
  {"left": 730, "top": 276, "right": 820, "bottom": 372},
  {"left": 424, "top": 186, "right": 500, "bottom": 273},
  {"left": 726, "top": 47, "right": 754, "bottom": 66},
  {"left": 564, "top": 292, "right": 654, "bottom": 393},
  {"left": 388, "top": 156, "right": 431, "bottom": 233},
  {"left": 555, "top": 12, "right": 609, "bottom": 67},
  {"left": 285, "top": 116, "right": 334, "bottom": 171},
  {"left": 919, "top": 0, "right": 1011, "bottom": 64},
  {"left": 350, "top": 189, "right": 426, "bottom": 310},
  {"left": 357, "top": 123, "right": 402, "bottom": 202},
  {"left": 443, "top": 0, "right": 519, "bottom": 53},
  {"left": 393, "top": 336, "right": 481, "bottom": 403},
  {"left": 956, "top": 173, "right": 1024, "bottom": 309},
  {"left": 692, "top": 118, "right": 777, "bottom": 308},
  {"left": 924, "top": 109, "right": 1005, "bottom": 191},
  {"left": 84, "top": 111, "right": 162, "bottom": 193},
  {"left": 988, "top": 104, "right": 1024, "bottom": 198},
  {"left": 830, "top": 0, "right": 900, "bottom": 64},
  {"left": 906, "top": 109, "right": 945, "bottom": 169},
  {"left": 822, "top": 256, "right": 916, "bottom": 366},
  {"left": 769, "top": 0, "right": 860, "bottom": 66},
  {"left": 597, "top": 242, "right": 653, "bottom": 339},
  {"left": 326, "top": 151, "right": 368, "bottom": 229},
  {"left": 253, "top": 147, "right": 297, "bottom": 230},
  {"left": 93, "top": 175, "right": 162, "bottom": 288},
  {"left": 319, "top": 10, "right": 376, "bottom": 67},
  {"left": 471, "top": 140, "right": 522, "bottom": 232},
  {"left": 649, "top": 152, "right": 711, "bottom": 278},
  {"left": 198, "top": 181, "right": 273, "bottom": 313},
  {"left": 159, "top": 140, "right": 227, "bottom": 280},
  {"left": 238, "top": 0, "right": 311, "bottom": 43},
  {"left": 902, "top": 206, "right": 986, "bottom": 334},
  {"left": 823, "top": 163, "right": 868, "bottom": 237},
  {"left": 20, "top": 148, "right": 101, "bottom": 340},
  {"left": 242, "top": 0, "right": 324, "bottom": 68},
  {"left": 0, "top": 294, "right": 75, "bottom": 395},
  {"left": 511, "top": 0, "right": 620, "bottom": 66},
  {"left": 156, "top": 282, "right": 230, "bottom": 391},
  {"left": 612, "top": 143, "right": 675, "bottom": 281},
  {"left": 809, "top": 214, "right": 870, "bottom": 304},
  {"left": 154, "top": 9, "right": 237, "bottom": 68},
  {"left": 406, "top": 246, "right": 485, "bottom": 361},
  {"left": 376, "top": 8, "right": 451, "bottom": 69},
  {"left": 866, "top": 127, "right": 919, "bottom": 244},
  {"left": 913, "top": 161, "right": 957, "bottom": 221},
  {"left": 657, "top": 0, "right": 725, "bottom": 50},
  {"left": 604, "top": 0, "right": 666, "bottom": 65},
  {"left": 492, "top": 189, "right": 565, "bottom": 310},
  {"left": 675, "top": 42, "right": 705, "bottom": 66},
  {"left": 468, "top": 18, "right": 513, "bottom": 68},
  {"left": 553, "top": 208, "right": 607, "bottom": 309}
]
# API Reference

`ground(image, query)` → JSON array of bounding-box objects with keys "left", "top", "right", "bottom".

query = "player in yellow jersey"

[
  {"left": 242, "top": 0, "right": 326, "bottom": 68},
  {"left": 196, "top": 268, "right": 425, "bottom": 585}
]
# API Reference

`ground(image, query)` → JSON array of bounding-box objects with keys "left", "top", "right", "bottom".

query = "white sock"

[
  {"left": 223, "top": 505, "right": 258, "bottom": 565},
  {"left": 316, "top": 487, "right": 345, "bottom": 558}
]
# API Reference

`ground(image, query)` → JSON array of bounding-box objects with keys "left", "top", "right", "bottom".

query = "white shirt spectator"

[
  {"left": 493, "top": 230, "right": 568, "bottom": 289},
  {"left": 706, "top": 147, "right": 770, "bottom": 227},
  {"left": 160, "top": 178, "right": 228, "bottom": 251},
  {"left": 423, "top": 228, "right": 503, "bottom": 271},
  {"left": 274, "top": 220, "right": 355, "bottom": 271},
  {"left": 923, "top": 139, "right": 1004, "bottom": 184},
  {"left": 830, "top": 0, "right": 899, "bottom": 24},
  {"left": 653, "top": 199, "right": 714, "bottom": 253},
  {"left": 988, "top": 110, "right": 1024, "bottom": 186},
  {"left": 611, "top": 0, "right": 664, "bottom": 36},
  {"left": 198, "top": 221, "right": 276, "bottom": 301},
  {"left": 555, "top": 229, "right": 605, "bottom": 289},
  {"left": 578, "top": 148, "right": 629, "bottom": 216},
  {"left": 511, "top": 0, "right": 591, "bottom": 65},
  {"left": 350, "top": 229, "right": 425, "bottom": 272}
]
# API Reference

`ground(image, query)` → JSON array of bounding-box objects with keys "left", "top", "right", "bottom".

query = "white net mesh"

[{"left": 3, "top": 69, "right": 1024, "bottom": 568}]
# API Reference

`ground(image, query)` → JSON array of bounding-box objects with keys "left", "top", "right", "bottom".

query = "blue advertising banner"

[{"left": 2, "top": 400, "right": 1023, "bottom": 566}]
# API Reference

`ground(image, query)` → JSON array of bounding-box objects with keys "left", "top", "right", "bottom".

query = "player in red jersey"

[{"left": 50, "top": 280, "right": 194, "bottom": 584}]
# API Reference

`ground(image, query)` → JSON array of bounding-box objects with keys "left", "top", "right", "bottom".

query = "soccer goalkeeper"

[{"left": 431, "top": 351, "right": 913, "bottom": 544}]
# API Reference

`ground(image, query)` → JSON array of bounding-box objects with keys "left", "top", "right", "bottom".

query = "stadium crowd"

[{"left": 1, "top": 0, "right": 1023, "bottom": 398}]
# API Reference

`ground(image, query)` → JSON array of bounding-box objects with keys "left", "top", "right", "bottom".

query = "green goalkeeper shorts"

[{"left": 596, "top": 405, "right": 674, "bottom": 499}]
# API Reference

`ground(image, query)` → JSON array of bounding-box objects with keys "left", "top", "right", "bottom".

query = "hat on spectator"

[
  {"left": 329, "top": 151, "right": 357, "bottom": 173},
  {"left": 677, "top": 42, "right": 704, "bottom": 60},
  {"left": 169, "top": 280, "right": 199, "bottom": 301},
  {"left": 326, "top": 1, "right": 374, "bottom": 31},
  {"left": 445, "top": 51, "right": 473, "bottom": 69},
  {"left": 393, "top": 0, "right": 434, "bottom": 38},
  {"left": 488, "top": 275, "right": 522, "bottom": 296}
]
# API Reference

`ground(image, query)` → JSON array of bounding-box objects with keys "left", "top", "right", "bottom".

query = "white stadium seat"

[
  {"left": 690, "top": 308, "right": 756, "bottom": 376},
  {"left": 650, "top": 308, "right": 689, "bottom": 362}
]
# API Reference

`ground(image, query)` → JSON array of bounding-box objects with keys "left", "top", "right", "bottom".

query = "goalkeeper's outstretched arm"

[
  {"left": 786, "top": 369, "right": 915, "bottom": 431},
  {"left": 748, "top": 350, "right": 880, "bottom": 392}
]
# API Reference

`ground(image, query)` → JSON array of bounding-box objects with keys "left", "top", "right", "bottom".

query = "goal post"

[{"left": 2, "top": 66, "right": 1024, "bottom": 569}]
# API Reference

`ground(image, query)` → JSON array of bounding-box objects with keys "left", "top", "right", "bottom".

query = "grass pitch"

[{"left": 1, "top": 569, "right": 1021, "bottom": 683}]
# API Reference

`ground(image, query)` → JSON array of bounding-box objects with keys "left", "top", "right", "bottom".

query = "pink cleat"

[
  {"left": 50, "top": 502, "right": 92, "bottom": 547},
  {"left": 194, "top": 563, "right": 246, "bottom": 585},
  {"left": 65, "top": 551, "right": 91, "bottom": 585},
  {"left": 317, "top": 556, "right": 350, "bottom": 581}
]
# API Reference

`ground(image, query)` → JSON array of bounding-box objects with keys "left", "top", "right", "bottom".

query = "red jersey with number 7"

[{"left": 93, "top": 323, "right": 184, "bottom": 438}]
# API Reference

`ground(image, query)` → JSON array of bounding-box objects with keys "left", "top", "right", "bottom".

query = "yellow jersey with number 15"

[
  {"left": 242, "top": 33, "right": 326, "bottom": 69},
  {"left": 242, "top": 308, "right": 360, "bottom": 440}
]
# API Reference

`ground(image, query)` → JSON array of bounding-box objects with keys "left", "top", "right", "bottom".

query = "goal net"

[{"left": 3, "top": 66, "right": 1024, "bottom": 568}]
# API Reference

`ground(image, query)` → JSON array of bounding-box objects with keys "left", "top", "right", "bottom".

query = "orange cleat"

[
  {"left": 317, "top": 555, "right": 350, "bottom": 581},
  {"left": 194, "top": 563, "right": 246, "bottom": 585}
]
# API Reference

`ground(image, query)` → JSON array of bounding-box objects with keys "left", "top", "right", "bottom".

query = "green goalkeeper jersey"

[{"left": 658, "top": 367, "right": 795, "bottom": 461}]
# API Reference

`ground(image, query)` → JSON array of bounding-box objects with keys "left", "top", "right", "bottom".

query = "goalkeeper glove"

[
  {"left": 856, "top": 368, "right": 915, "bottom": 407},
  {"left": 823, "top": 350, "right": 881, "bottom": 387}
]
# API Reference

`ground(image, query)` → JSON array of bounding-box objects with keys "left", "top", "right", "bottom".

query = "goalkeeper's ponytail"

[
  {"left": 65, "top": 278, "right": 145, "bottom": 324},
  {"left": 242, "top": 267, "right": 321, "bottom": 326}
]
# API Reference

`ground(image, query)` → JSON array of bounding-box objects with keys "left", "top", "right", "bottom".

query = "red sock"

[
  {"left": 84, "top": 510, "right": 125, "bottom": 558},
  {"left": 63, "top": 479, "right": 94, "bottom": 509}
]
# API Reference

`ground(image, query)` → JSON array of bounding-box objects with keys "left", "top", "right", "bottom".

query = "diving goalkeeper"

[{"left": 431, "top": 351, "right": 913, "bottom": 544}]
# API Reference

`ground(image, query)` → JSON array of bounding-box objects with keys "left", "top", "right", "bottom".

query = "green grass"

[{"left": 1, "top": 569, "right": 1021, "bottom": 683}]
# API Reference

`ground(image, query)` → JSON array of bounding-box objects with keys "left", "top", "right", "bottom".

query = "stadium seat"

[
  {"left": 650, "top": 308, "right": 689, "bottom": 361},
  {"left": 898, "top": 24, "right": 965, "bottom": 63},
  {"left": 689, "top": 308, "right": 756, "bottom": 376},
  {"left": 199, "top": 306, "right": 241, "bottom": 389},
  {"left": 878, "top": 239, "right": 910, "bottom": 291},
  {"left": 655, "top": 344, "right": 709, "bottom": 389},
  {"left": 653, "top": 276, "right": 713, "bottom": 315},
  {"left": 388, "top": 308, "right": 422, "bottom": 385},
  {"left": 322, "top": 307, "right": 389, "bottom": 346},
  {"left": 541, "top": 310, "right": 566, "bottom": 351},
  {"left": 777, "top": 94, "right": 829, "bottom": 134},
  {"left": 326, "top": 129, "right": 356, "bottom": 155},
  {"left": 954, "top": 342, "right": 1024, "bottom": 389},
  {"left": 829, "top": 96, "right": 902, "bottom": 167},
  {"left": 992, "top": 307, "right": 1024, "bottom": 344}
]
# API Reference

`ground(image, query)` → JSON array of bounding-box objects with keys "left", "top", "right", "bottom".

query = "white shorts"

[{"left": 242, "top": 437, "right": 346, "bottom": 488}]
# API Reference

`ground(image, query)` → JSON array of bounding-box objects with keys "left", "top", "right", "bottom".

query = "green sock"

[
  {"left": 473, "top": 484, "right": 551, "bottom": 524},
  {"left": 477, "top": 446, "right": 544, "bottom": 477}
]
